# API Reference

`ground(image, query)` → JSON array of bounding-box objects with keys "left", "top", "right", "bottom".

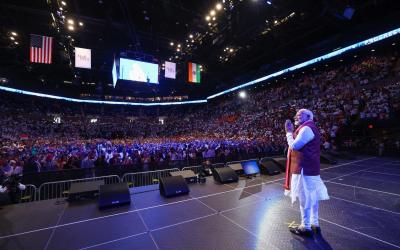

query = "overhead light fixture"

[
  {"left": 239, "top": 91, "right": 246, "bottom": 99},
  {"left": 210, "top": 10, "right": 216, "bottom": 16},
  {"left": 177, "top": 44, "right": 181, "bottom": 48},
  {"left": 212, "top": 16, "right": 216, "bottom": 21},
  {"left": 205, "top": 15, "right": 211, "bottom": 21},
  {"left": 266, "top": 1, "right": 272, "bottom": 5},
  {"left": 208, "top": 22, "right": 212, "bottom": 26},
  {"left": 371, "top": 49, "right": 375, "bottom": 52},
  {"left": 216, "top": 3, "right": 223, "bottom": 10},
  {"left": 61, "top": 1, "right": 66, "bottom": 6},
  {"left": 10, "top": 36, "right": 15, "bottom": 40},
  {"left": 67, "top": 19, "right": 74, "bottom": 25},
  {"left": 177, "top": 48, "right": 180, "bottom": 52},
  {"left": 229, "top": 48, "right": 233, "bottom": 52},
  {"left": 59, "top": 7, "right": 63, "bottom": 11},
  {"left": 14, "top": 41, "right": 19, "bottom": 45},
  {"left": 191, "top": 39, "right": 194, "bottom": 43},
  {"left": 11, "top": 32, "right": 17, "bottom": 36},
  {"left": 79, "top": 22, "right": 83, "bottom": 26},
  {"left": 274, "top": 20, "right": 278, "bottom": 24},
  {"left": 68, "top": 25, "right": 74, "bottom": 31},
  {"left": 170, "top": 42, "right": 174, "bottom": 46},
  {"left": 189, "top": 34, "right": 193, "bottom": 38}
]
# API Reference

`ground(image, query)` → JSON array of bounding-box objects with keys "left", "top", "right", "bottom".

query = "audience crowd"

[{"left": 1, "top": 53, "right": 400, "bottom": 178}]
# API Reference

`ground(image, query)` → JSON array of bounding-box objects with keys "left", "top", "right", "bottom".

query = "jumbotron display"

[{"left": 112, "top": 57, "right": 159, "bottom": 85}]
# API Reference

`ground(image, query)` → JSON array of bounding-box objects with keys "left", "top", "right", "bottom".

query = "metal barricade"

[
  {"left": 20, "top": 184, "right": 37, "bottom": 203},
  {"left": 121, "top": 168, "right": 180, "bottom": 188},
  {"left": 182, "top": 165, "right": 203, "bottom": 174},
  {"left": 38, "top": 175, "right": 121, "bottom": 201}
]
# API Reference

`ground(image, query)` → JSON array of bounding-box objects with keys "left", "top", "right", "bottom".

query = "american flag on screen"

[{"left": 30, "top": 34, "right": 53, "bottom": 64}]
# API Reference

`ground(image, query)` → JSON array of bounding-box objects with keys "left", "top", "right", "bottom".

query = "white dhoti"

[{"left": 284, "top": 169, "right": 329, "bottom": 229}]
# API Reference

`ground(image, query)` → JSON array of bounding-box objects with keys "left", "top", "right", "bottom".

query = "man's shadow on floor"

[{"left": 290, "top": 232, "right": 333, "bottom": 250}]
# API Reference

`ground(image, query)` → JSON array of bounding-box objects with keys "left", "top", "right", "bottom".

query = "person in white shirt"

[{"left": 284, "top": 109, "right": 329, "bottom": 236}]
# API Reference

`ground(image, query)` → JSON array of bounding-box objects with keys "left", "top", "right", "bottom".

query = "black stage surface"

[{"left": 1, "top": 156, "right": 400, "bottom": 250}]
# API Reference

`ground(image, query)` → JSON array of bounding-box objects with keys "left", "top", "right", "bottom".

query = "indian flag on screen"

[{"left": 188, "top": 62, "right": 201, "bottom": 83}]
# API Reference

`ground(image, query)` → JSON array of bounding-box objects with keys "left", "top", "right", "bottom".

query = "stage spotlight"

[
  {"left": 14, "top": 41, "right": 19, "bottom": 45},
  {"left": 11, "top": 32, "right": 18, "bottom": 36},
  {"left": 68, "top": 25, "right": 74, "bottom": 31},
  {"left": 189, "top": 34, "right": 193, "bottom": 38},
  {"left": 205, "top": 15, "right": 211, "bottom": 21},
  {"left": 170, "top": 42, "right": 174, "bottom": 46},
  {"left": 239, "top": 91, "right": 246, "bottom": 99},
  {"left": 10, "top": 36, "right": 15, "bottom": 40},
  {"left": 210, "top": 10, "right": 216, "bottom": 16},
  {"left": 79, "top": 22, "right": 84, "bottom": 26},
  {"left": 266, "top": 1, "right": 272, "bottom": 5},
  {"left": 67, "top": 19, "right": 74, "bottom": 25},
  {"left": 216, "top": 3, "right": 223, "bottom": 10},
  {"left": 61, "top": 1, "right": 66, "bottom": 6}
]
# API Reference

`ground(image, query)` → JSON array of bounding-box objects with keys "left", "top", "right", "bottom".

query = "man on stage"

[{"left": 284, "top": 109, "right": 329, "bottom": 236}]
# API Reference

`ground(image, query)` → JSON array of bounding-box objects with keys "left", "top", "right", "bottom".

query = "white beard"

[{"left": 294, "top": 120, "right": 299, "bottom": 126}]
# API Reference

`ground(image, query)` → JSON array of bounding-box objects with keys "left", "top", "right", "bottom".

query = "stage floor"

[{"left": 1, "top": 156, "right": 400, "bottom": 250}]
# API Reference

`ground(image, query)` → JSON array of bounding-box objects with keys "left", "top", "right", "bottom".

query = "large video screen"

[{"left": 119, "top": 58, "right": 159, "bottom": 84}]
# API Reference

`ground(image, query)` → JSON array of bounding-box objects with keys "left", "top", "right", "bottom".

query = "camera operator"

[{"left": 1, "top": 160, "right": 26, "bottom": 204}]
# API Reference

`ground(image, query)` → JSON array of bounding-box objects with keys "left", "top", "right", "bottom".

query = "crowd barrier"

[
  {"left": 38, "top": 175, "right": 120, "bottom": 201},
  {"left": 20, "top": 184, "right": 37, "bottom": 203}
]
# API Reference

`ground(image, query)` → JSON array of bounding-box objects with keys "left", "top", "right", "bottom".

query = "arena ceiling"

[{"left": 0, "top": 0, "right": 399, "bottom": 100}]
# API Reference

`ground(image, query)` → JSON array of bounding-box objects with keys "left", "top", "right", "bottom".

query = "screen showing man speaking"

[{"left": 119, "top": 58, "right": 159, "bottom": 84}]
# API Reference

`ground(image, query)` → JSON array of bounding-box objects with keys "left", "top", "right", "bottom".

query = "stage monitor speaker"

[
  {"left": 212, "top": 167, "right": 238, "bottom": 184},
  {"left": 259, "top": 158, "right": 281, "bottom": 175},
  {"left": 98, "top": 183, "right": 131, "bottom": 209},
  {"left": 272, "top": 157, "right": 287, "bottom": 172},
  {"left": 159, "top": 176, "right": 190, "bottom": 198},
  {"left": 320, "top": 153, "right": 338, "bottom": 164}
]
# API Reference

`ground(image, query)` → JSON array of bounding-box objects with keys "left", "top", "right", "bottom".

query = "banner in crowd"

[
  {"left": 75, "top": 47, "right": 91, "bottom": 69},
  {"left": 164, "top": 61, "right": 176, "bottom": 79},
  {"left": 188, "top": 62, "right": 201, "bottom": 83},
  {"left": 30, "top": 34, "right": 53, "bottom": 64}
]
